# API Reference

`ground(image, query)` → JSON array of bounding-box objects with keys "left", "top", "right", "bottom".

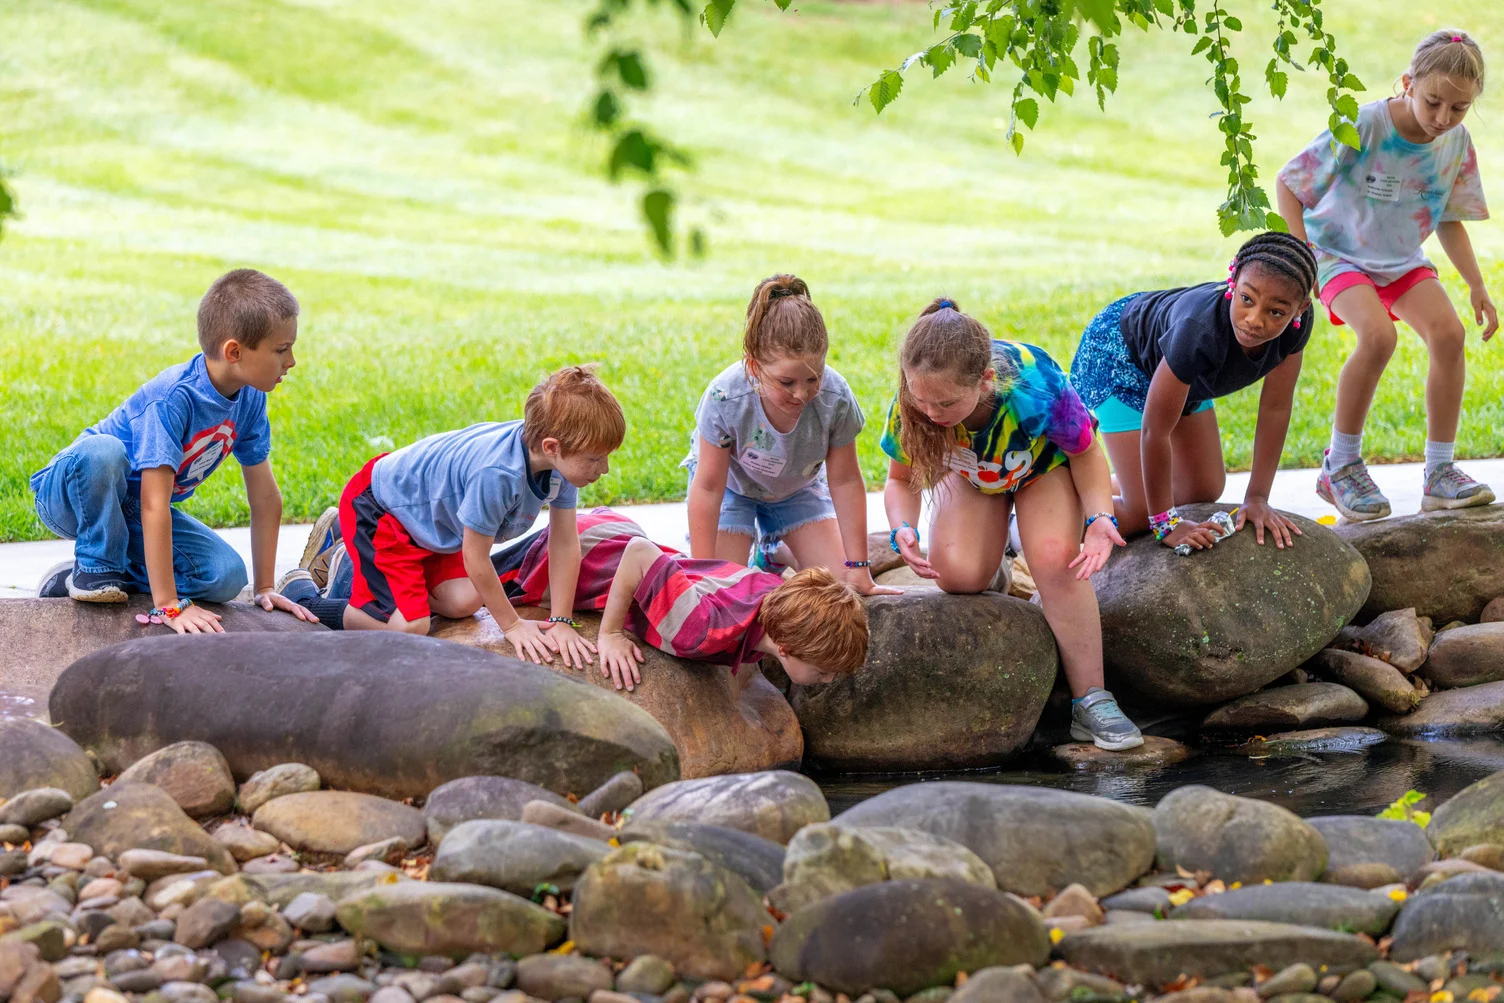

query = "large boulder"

[
  {"left": 770, "top": 879, "right": 1049, "bottom": 996},
  {"left": 1424, "top": 623, "right": 1504, "bottom": 689},
  {"left": 49, "top": 632, "right": 679, "bottom": 802},
  {"left": 423, "top": 776, "right": 576, "bottom": 847},
  {"left": 1153, "top": 785, "right": 1327, "bottom": 884},
  {"left": 1334, "top": 608, "right": 1432, "bottom": 673},
  {"left": 834, "top": 782, "right": 1155, "bottom": 897},
  {"left": 251, "top": 791, "right": 426, "bottom": 856},
  {"left": 1428, "top": 769, "right": 1504, "bottom": 857},
  {"left": 1167, "top": 882, "right": 1399, "bottom": 935},
  {"left": 434, "top": 608, "right": 800, "bottom": 778},
  {"left": 1388, "top": 872, "right": 1504, "bottom": 962},
  {"left": 1375, "top": 680, "right": 1504, "bottom": 737},
  {"left": 335, "top": 881, "right": 564, "bottom": 957},
  {"left": 1335, "top": 507, "right": 1504, "bottom": 625},
  {"left": 569, "top": 841, "right": 772, "bottom": 981},
  {"left": 116, "top": 742, "right": 236, "bottom": 819},
  {"left": 623, "top": 771, "right": 827, "bottom": 844},
  {"left": 774, "top": 823, "right": 995, "bottom": 911},
  {"left": 0, "top": 597, "right": 324, "bottom": 713},
  {"left": 616, "top": 821, "right": 786, "bottom": 895},
  {"left": 62, "top": 783, "right": 236, "bottom": 873},
  {"left": 1092, "top": 504, "right": 1369, "bottom": 707},
  {"left": 0, "top": 717, "right": 97, "bottom": 802},
  {"left": 1306, "top": 816, "right": 1433, "bottom": 886},
  {"left": 1057, "top": 920, "right": 1377, "bottom": 985},
  {"left": 1200, "top": 683, "right": 1368, "bottom": 731},
  {"left": 788, "top": 591, "right": 1057, "bottom": 771}
]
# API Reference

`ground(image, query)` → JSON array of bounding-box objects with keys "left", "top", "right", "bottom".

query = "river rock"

[
  {"left": 1168, "top": 882, "right": 1398, "bottom": 934},
  {"left": 335, "top": 881, "right": 563, "bottom": 957},
  {"left": 173, "top": 897, "right": 240, "bottom": 948},
  {"left": 64, "top": 783, "right": 235, "bottom": 873},
  {"left": 576, "top": 772, "right": 643, "bottom": 819},
  {"left": 0, "top": 789, "right": 73, "bottom": 828},
  {"left": 773, "top": 824, "right": 994, "bottom": 911},
  {"left": 623, "top": 771, "right": 827, "bottom": 844},
  {"left": 569, "top": 842, "right": 770, "bottom": 980},
  {"left": 430, "top": 821, "right": 608, "bottom": 895},
  {"left": 1048, "top": 737, "right": 1195, "bottom": 771},
  {"left": 1376, "top": 680, "right": 1504, "bottom": 737},
  {"left": 1153, "top": 786, "right": 1327, "bottom": 883},
  {"left": 1058, "top": 920, "right": 1376, "bottom": 985},
  {"left": 1201, "top": 684, "right": 1368, "bottom": 731},
  {"left": 1424, "top": 624, "right": 1504, "bottom": 689},
  {"left": 1308, "top": 650, "right": 1420, "bottom": 714},
  {"left": 49, "top": 632, "right": 679, "bottom": 801},
  {"left": 616, "top": 821, "right": 786, "bottom": 895},
  {"left": 1336, "top": 508, "right": 1504, "bottom": 624},
  {"left": 237, "top": 764, "right": 320, "bottom": 816},
  {"left": 788, "top": 591, "right": 1057, "bottom": 771},
  {"left": 252, "top": 792, "right": 425, "bottom": 856},
  {"left": 424, "top": 777, "right": 576, "bottom": 847},
  {"left": 770, "top": 879, "right": 1048, "bottom": 996},
  {"left": 213, "top": 824, "right": 281, "bottom": 863},
  {"left": 1093, "top": 505, "right": 1369, "bottom": 708},
  {"left": 951, "top": 968, "right": 1046, "bottom": 1003},
  {"left": 282, "top": 892, "right": 337, "bottom": 933},
  {"left": 514, "top": 955, "right": 612, "bottom": 1001},
  {"left": 866, "top": 532, "right": 906, "bottom": 578},
  {"left": 1305, "top": 816, "right": 1432, "bottom": 886},
  {"left": 1428, "top": 769, "right": 1504, "bottom": 856},
  {"left": 0, "top": 717, "right": 98, "bottom": 802},
  {"left": 1233, "top": 728, "right": 1387, "bottom": 758},
  {"left": 1388, "top": 872, "right": 1504, "bottom": 962},
  {"left": 434, "top": 608, "right": 798, "bottom": 778},
  {"left": 242, "top": 870, "right": 408, "bottom": 908},
  {"left": 116, "top": 742, "right": 235, "bottom": 819},
  {"left": 1335, "top": 609, "right": 1431, "bottom": 673},
  {"left": 835, "top": 782, "right": 1154, "bottom": 897}
]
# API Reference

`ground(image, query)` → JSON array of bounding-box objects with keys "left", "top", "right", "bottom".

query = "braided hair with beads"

[{"left": 1224, "top": 231, "right": 1319, "bottom": 327}]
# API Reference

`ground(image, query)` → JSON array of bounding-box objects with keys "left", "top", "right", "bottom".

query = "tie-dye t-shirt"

[
  {"left": 880, "top": 340, "right": 1095, "bottom": 495},
  {"left": 1279, "top": 99, "right": 1488, "bottom": 288}
]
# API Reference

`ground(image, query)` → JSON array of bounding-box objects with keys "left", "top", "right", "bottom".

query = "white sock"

[
  {"left": 1328, "top": 429, "right": 1363, "bottom": 470},
  {"left": 1425, "top": 440, "right": 1455, "bottom": 478}
]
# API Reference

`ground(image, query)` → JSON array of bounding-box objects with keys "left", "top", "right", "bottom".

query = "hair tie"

[
  {"left": 768, "top": 287, "right": 795, "bottom": 300},
  {"left": 1451, "top": 35, "right": 1465, "bottom": 42},
  {"left": 937, "top": 299, "right": 956, "bottom": 310}
]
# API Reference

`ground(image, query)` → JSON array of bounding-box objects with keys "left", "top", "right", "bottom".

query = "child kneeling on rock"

[
  {"left": 494, "top": 508, "right": 869, "bottom": 692},
  {"left": 280, "top": 367, "right": 623, "bottom": 668}
]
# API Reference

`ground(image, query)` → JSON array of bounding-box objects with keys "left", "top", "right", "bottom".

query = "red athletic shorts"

[
  {"left": 339, "top": 456, "right": 468, "bottom": 624},
  {"left": 1319, "top": 266, "right": 1437, "bottom": 326}
]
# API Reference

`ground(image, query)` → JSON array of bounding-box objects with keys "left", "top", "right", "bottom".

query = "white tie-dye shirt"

[{"left": 1279, "top": 98, "right": 1488, "bottom": 288}]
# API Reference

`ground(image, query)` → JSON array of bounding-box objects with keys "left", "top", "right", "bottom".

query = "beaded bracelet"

[
  {"left": 135, "top": 599, "right": 194, "bottom": 626},
  {"left": 1085, "top": 512, "right": 1118, "bottom": 530},
  {"left": 889, "top": 522, "right": 919, "bottom": 553},
  {"left": 545, "top": 616, "right": 582, "bottom": 629},
  {"left": 1149, "top": 508, "right": 1183, "bottom": 541},
  {"left": 844, "top": 560, "right": 870, "bottom": 569}
]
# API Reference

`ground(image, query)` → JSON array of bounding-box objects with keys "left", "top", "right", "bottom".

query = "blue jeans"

[{"left": 31, "top": 435, "right": 248, "bottom": 602}]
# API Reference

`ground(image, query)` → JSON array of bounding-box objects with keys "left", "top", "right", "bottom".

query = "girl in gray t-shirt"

[{"left": 683, "top": 274, "right": 898, "bottom": 597}]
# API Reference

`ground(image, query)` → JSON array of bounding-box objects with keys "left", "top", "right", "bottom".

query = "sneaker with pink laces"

[
  {"left": 1316, "top": 450, "right": 1391, "bottom": 522},
  {"left": 1422, "top": 462, "right": 1496, "bottom": 511}
]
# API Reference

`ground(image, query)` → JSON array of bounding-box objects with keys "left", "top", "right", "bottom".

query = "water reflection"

[{"left": 815, "top": 737, "right": 1504, "bottom": 818}]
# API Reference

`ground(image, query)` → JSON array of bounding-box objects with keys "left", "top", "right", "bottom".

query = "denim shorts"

[{"left": 686, "top": 463, "right": 836, "bottom": 544}]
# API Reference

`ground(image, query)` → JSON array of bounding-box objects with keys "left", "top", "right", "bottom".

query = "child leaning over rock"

[
  {"left": 280, "top": 366, "right": 623, "bottom": 667},
  {"left": 31, "top": 269, "right": 316, "bottom": 634},
  {"left": 494, "top": 508, "right": 868, "bottom": 693},
  {"left": 881, "top": 298, "right": 1142, "bottom": 752}
]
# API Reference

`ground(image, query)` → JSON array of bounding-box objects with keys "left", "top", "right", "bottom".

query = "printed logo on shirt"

[
  {"left": 946, "top": 447, "right": 980, "bottom": 477},
  {"left": 740, "top": 447, "right": 787, "bottom": 479},
  {"left": 175, "top": 420, "right": 238, "bottom": 499},
  {"left": 962, "top": 450, "right": 1035, "bottom": 492},
  {"left": 1364, "top": 173, "right": 1401, "bottom": 202}
]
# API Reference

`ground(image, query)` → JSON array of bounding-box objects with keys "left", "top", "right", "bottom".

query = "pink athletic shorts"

[{"left": 1319, "top": 266, "right": 1438, "bottom": 326}]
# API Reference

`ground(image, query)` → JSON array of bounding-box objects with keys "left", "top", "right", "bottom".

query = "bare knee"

[
  {"left": 1354, "top": 320, "right": 1399, "bottom": 362},
  {"left": 430, "top": 594, "right": 483, "bottom": 619},
  {"left": 936, "top": 569, "right": 992, "bottom": 595},
  {"left": 394, "top": 615, "right": 432, "bottom": 636},
  {"left": 1177, "top": 467, "right": 1226, "bottom": 505},
  {"left": 1023, "top": 538, "right": 1081, "bottom": 587},
  {"left": 1425, "top": 317, "right": 1467, "bottom": 364}
]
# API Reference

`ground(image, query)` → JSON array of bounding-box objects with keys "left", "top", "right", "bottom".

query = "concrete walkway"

[{"left": 4, "top": 458, "right": 1502, "bottom": 598}]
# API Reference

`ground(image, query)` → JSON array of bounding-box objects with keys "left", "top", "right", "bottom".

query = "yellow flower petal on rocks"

[
  {"left": 1167, "top": 888, "right": 1195, "bottom": 907},
  {"left": 1432, "top": 992, "right": 1454, "bottom": 1003},
  {"left": 1388, "top": 888, "right": 1408, "bottom": 902},
  {"left": 1049, "top": 927, "right": 1066, "bottom": 945},
  {"left": 550, "top": 940, "right": 576, "bottom": 955}
]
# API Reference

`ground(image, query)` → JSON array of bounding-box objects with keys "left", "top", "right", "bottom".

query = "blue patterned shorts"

[{"left": 1068, "top": 293, "right": 1151, "bottom": 412}]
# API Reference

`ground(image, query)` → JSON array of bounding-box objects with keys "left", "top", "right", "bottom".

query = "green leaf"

[
  {"left": 591, "top": 89, "right": 622, "bottom": 128},
  {"left": 1222, "top": 14, "right": 1241, "bottom": 31},
  {"left": 1265, "top": 210, "right": 1289, "bottom": 233},
  {"left": 642, "top": 189, "right": 675, "bottom": 256},
  {"left": 953, "top": 33, "right": 983, "bottom": 58},
  {"left": 701, "top": 0, "right": 735, "bottom": 37},
  {"left": 1153, "top": 0, "right": 1174, "bottom": 16},
  {"left": 1191, "top": 35, "right": 1212, "bottom": 55},
  {"left": 1342, "top": 73, "right": 1365, "bottom": 90},
  {"left": 1009, "top": 129, "right": 1025, "bottom": 154},
  {"left": 771, "top": 0, "right": 792, "bottom": 9},
  {"left": 601, "top": 49, "right": 649, "bottom": 90},
  {"left": 1076, "top": 0, "right": 1116, "bottom": 29},
  {"left": 1015, "top": 96, "right": 1039, "bottom": 130},
  {"left": 925, "top": 43, "right": 956, "bottom": 77},
  {"left": 689, "top": 226, "right": 707, "bottom": 258},
  {"left": 609, "top": 130, "right": 655, "bottom": 179},
  {"left": 1335, "top": 94, "right": 1360, "bottom": 120},
  {"left": 868, "top": 70, "right": 904, "bottom": 113},
  {"left": 1331, "top": 120, "right": 1361, "bottom": 150}
]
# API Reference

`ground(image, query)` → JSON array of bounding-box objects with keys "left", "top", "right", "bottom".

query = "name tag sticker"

[
  {"left": 947, "top": 447, "right": 980, "bottom": 476},
  {"left": 1365, "top": 173, "right": 1401, "bottom": 202},
  {"left": 740, "top": 447, "right": 787, "bottom": 478}
]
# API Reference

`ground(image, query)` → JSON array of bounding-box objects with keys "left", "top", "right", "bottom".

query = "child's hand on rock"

[{"left": 598, "top": 631, "right": 644, "bottom": 692}]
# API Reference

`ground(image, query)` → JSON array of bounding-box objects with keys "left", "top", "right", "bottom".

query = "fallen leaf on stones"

[
  {"left": 760, "top": 925, "right": 774, "bottom": 948},
  {"left": 549, "top": 940, "right": 575, "bottom": 955},
  {"left": 1433, "top": 993, "right": 1455, "bottom": 1003},
  {"left": 1166, "top": 888, "right": 1195, "bottom": 907},
  {"left": 1202, "top": 880, "right": 1226, "bottom": 895},
  {"left": 1161, "top": 974, "right": 1200, "bottom": 993},
  {"left": 743, "top": 962, "right": 770, "bottom": 979},
  {"left": 1176, "top": 866, "right": 1195, "bottom": 879},
  {"left": 954, "top": 973, "right": 968, "bottom": 986},
  {"left": 1378, "top": 936, "right": 1393, "bottom": 959},
  {"left": 738, "top": 976, "right": 775, "bottom": 993},
  {"left": 1389, "top": 888, "right": 1408, "bottom": 902},
  {"left": 1049, "top": 928, "right": 1065, "bottom": 945}
]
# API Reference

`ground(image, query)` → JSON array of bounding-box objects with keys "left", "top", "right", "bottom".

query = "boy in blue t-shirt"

[{"left": 30, "top": 269, "right": 316, "bottom": 635}]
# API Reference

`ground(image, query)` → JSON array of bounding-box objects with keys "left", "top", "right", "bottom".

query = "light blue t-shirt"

[
  {"left": 370, "top": 420, "right": 577, "bottom": 554},
  {"left": 31, "top": 354, "right": 271, "bottom": 502}
]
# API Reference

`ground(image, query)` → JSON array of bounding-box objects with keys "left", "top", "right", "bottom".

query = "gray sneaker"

[
  {"left": 1316, "top": 451, "right": 1391, "bottom": 522},
  {"left": 1070, "top": 687, "right": 1144, "bottom": 751},
  {"left": 301, "top": 507, "right": 341, "bottom": 590},
  {"left": 1422, "top": 462, "right": 1496, "bottom": 512}
]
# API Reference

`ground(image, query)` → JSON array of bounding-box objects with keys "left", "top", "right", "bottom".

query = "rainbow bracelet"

[{"left": 1149, "top": 509, "right": 1182, "bottom": 541}]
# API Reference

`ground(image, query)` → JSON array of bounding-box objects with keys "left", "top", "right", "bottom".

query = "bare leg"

[
  {"left": 344, "top": 604, "right": 431, "bottom": 635},
  {"left": 1012, "top": 466, "right": 1099, "bottom": 698},
  {"left": 780, "top": 517, "right": 844, "bottom": 573},
  {"left": 429, "top": 577, "right": 483, "bottom": 619},
  {"left": 714, "top": 531, "right": 755, "bottom": 566},
  {"left": 1391, "top": 278, "right": 1466, "bottom": 443},
  {"left": 1329, "top": 284, "right": 1399, "bottom": 437},
  {"left": 1102, "top": 407, "right": 1225, "bottom": 537},
  {"left": 926, "top": 473, "right": 1011, "bottom": 595}
]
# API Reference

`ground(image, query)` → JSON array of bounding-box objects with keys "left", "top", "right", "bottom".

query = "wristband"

[
  {"left": 546, "top": 616, "right": 582, "bottom": 629},
  {"left": 135, "top": 599, "right": 194, "bottom": 626},
  {"left": 1149, "top": 508, "right": 1182, "bottom": 541},
  {"left": 889, "top": 522, "right": 919, "bottom": 554},
  {"left": 843, "top": 560, "right": 870, "bottom": 569},
  {"left": 1084, "top": 512, "right": 1118, "bottom": 530}
]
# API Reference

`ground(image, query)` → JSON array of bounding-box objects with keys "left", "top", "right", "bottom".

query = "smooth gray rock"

[
  {"left": 237, "top": 764, "right": 320, "bottom": 816},
  {"left": 429, "top": 821, "right": 608, "bottom": 896},
  {"left": 1154, "top": 786, "right": 1327, "bottom": 884},
  {"left": 1389, "top": 872, "right": 1504, "bottom": 962},
  {"left": 1430, "top": 769, "right": 1504, "bottom": 857},
  {"left": 1424, "top": 623, "right": 1504, "bottom": 688},
  {"left": 617, "top": 821, "right": 786, "bottom": 895},
  {"left": 1335, "top": 507, "right": 1504, "bottom": 624},
  {"left": 513, "top": 955, "right": 613, "bottom": 1002},
  {"left": 252, "top": 791, "right": 425, "bottom": 856},
  {"left": 836, "top": 782, "right": 1155, "bottom": 897},
  {"left": 424, "top": 776, "right": 576, "bottom": 848},
  {"left": 769, "top": 879, "right": 1049, "bottom": 996},
  {"left": 774, "top": 823, "right": 994, "bottom": 910},
  {"left": 64, "top": 783, "right": 235, "bottom": 873},
  {"left": 1168, "top": 882, "right": 1398, "bottom": 935},
  {"left": 116, "top": 741, "right": 236, "bottom": 818},
  {"left": 282, "top": 893, "right": 337, "bottom": 933},
  {"left": 1377, "top": 680, "right": 1504, "bottom": 737},
  {"left": 1307, "top": 650, "right": 1420, "bottom": 714},
  {"left": 335, "top": 881, "right": 565, "bottom": 958},
  {"left": 575, "top": 772, "right": 643, "bottom": 819},
  {"left": 1335, "top": 608, "right": 1431, "bottom": 673},
  {"left": 0, "top": 717, "right": 98, "bottom": 802},
  {"left": 1201, "top": 684, "right": 1368, "bottom": 732},
  {"left": 624, "top": 770, "right": 827, "bottom": 845},
  {"left": 949, "top": 967, "right": 1046, "bottom": 1003},
  {"left": 1057, "top": 920, "right": 1377, "bottom": 984},
  {"left": 0, "top": 788, "right": 73, "bottom": 828},
  {"left": 1306, "top": 816, "right": 1433, "bottom": 885}
]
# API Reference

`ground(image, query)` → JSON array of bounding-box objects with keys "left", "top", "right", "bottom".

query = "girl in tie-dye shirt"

[
  {"left": 880, "top": 298, "right": 1144, "bottom": 753},
  {"left": 1277, "top": 29, "right": 1496, "bottom": 523}
]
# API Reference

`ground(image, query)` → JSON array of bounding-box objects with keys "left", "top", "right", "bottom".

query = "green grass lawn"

[{"left": 1, "top": 0, "right": 1501, "bottom": 540}]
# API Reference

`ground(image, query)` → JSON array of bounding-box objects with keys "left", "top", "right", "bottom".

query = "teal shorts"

[{"left": 1092, "top": 394, "right": 1214, "bottom": 434}]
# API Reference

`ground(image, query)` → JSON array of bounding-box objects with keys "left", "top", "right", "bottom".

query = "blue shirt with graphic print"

[{"left": 31, "top": 354, "right": 271, "bottom": 502}]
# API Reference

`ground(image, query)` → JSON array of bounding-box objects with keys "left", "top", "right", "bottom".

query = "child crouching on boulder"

[
  {"left": 1068, "top": 231, "right": 1318, "bottom": 550},
  {"left": 494, "top": 508, "right": 868, "bottom": 692},
  {"left": 279, "top": 367, "right": 624, "bottom": 668},
  {"left": 882, "top": 299, "right": 1142, "bottom": 751}
]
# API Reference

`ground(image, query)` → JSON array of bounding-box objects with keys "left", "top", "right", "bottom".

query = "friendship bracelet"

[
  {"left": 1084, "top": 512, "right": 1118, "bottom": 530},
  {"left": 135, "top": 599, "right": 194, "bottom": 626},
  {"left": 889, "top": 522, "right": 919, "bottom": 553},
  {"left": 546, "top": 616, "right": 582, "bottom": 629},
  {"left": 843, "top": 560, "right": 870, "bottom": 569}
]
